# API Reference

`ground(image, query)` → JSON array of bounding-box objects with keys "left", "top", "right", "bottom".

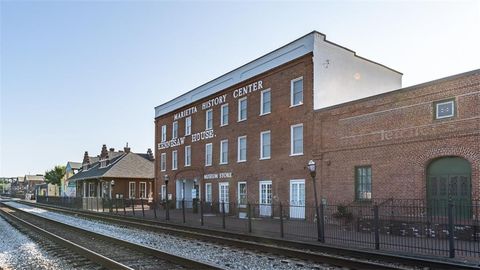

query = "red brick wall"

[
  {"left": 314, "top": 70, "right": 480, "bottom": 203},
  {"left": 154, "top": 54, "right": 315, "bottom": 205}
]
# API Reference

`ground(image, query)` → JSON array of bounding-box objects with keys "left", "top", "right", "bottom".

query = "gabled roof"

[
  {"left": 67, "top": 161, "right": 82, "bottom": 170},
  {"left": 68, "top": 152, "right": 154, "bottom": 181},
  {"left": 25, "top": 175, "right": 44, "bottom": 181}
]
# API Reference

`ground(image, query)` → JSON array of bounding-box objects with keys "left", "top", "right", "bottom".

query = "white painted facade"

[
  {"left": 311, "top": 32, "right": 402, "bottom": 109},
  {"left": 155, "top": 31, "right": 402, "bottom": 117}
]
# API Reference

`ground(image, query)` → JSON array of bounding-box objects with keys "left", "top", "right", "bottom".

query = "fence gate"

[{"left": 427, "top": 157, "right": 472, "bottom": 218}]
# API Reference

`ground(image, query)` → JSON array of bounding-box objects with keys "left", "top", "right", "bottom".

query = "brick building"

[
  {"left": 154, "top": 31, "right": 479, "bottom": 219},
  {"left": 68, "top": 144, "right": 155, "bottom": 202}
]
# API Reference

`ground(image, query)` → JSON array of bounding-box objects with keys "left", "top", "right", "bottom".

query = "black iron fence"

[{"left": 36, "top": 196, "right": 479, "bottom": 261}]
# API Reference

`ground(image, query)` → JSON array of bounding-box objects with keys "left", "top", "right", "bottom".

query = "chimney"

[
  {"left": 82, "top": 151, "right": 90, "bottom": 165},
  {"left": 147, "top": 148, "right": 154, "bottom": 161},
  {"left": 100, "top": 144, "right": 109, "bottom": 159},
  {"left": 124, "top": 142, "right": 131, "bottom": 153},
  {"left": 109, "top": 148, "right": 115, "bottom": 152}
]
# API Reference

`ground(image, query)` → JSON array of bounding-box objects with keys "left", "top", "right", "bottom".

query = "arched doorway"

[{"left": 427, "top": 157, "right": 472, "bottom": 217}]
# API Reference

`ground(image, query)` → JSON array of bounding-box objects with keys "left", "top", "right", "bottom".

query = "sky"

[{"left": 1, "top": 1, "right": 479, "bottom": 177}]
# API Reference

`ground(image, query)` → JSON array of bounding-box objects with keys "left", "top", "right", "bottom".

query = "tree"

[{"left": 44, "top": 165, "right": 66, "bottom": 186}]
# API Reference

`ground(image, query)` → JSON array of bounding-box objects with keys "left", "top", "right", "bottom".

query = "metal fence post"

[
  {"left": 279, "top": 203, "right": 284, "bottom": 238},
  {"left": 96, "top": 197, "right": 99, "bottom": 212},
  {"left": 115, "top": 198, "right": 118, "bottom": 214},
  {"left": 131, "top": 198, "right": 135, "bottom": 216},
  {"left": 200, "top": 200, "right": 204, "bottom": 226},
  {"left": 448, "top": 200, "right": 455, "bottom": 258},
  {"left": 166, "top": 199, "right": 170, "bottom": 221},
  {"left": 248, "top": 203, "right": 252, "bottom": 233},
  {"left": 102, "top": 198, "right": 105, "bottom": 212},
  {"left": 141, "top": 199, "right": 145, "bottom": 217},
  {"left": 182, "top": 199, "right": 186, "bottom": 223},
  {"left": 319, "top": 202, "right": 325, "bottom": 243},
  {"left": 123, "top": 198, "right": 126, "bottom": 215},
  {"left": 374, "top": 204, "right": 380, "bottom": 250},
  {"left": 153, "top": 200, "right": 157, "bottom": 219},
  {"left": 222, "top": 201, "right": 226, "bottom": 229}
]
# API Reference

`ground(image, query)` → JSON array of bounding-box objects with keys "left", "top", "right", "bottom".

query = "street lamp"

[
  {"left": 307, "top": 160, "right": 324, "bottom": 242},
  {"left": 164, "top": 174, "right": 170, "bottom": 220}
]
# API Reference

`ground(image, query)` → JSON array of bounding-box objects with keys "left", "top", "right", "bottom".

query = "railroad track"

[
  {"left": 10, "top": 201, "right": 474, "bottom": 270},
  {"left": 0, "top": 203, "right": 221, "bottom": 270}
]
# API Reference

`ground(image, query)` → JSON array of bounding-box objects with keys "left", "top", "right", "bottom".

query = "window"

[
  {"left": 205, "top": 183, "right": 212, "bottom": 202},
  {"left": 185, "top": 116, "right": 192, "bottom": 136},
  {"left": 206, "top": 109, "right": 213, "bottom": 130},
  {"left": 172, "top": 150, "right": 178, "bottom": 170},
  {"left": 291, "top": 124, "right": 303, "bottom": 155},
  {"left": 260, "top": 131, "right": 271, "bottom": 159},
  {"left": 100, "top": 159, "right": 107, "bottom": 168},
  {"left": 291, "top": 77, "right": 303, "bottom": 106},
  {"left": 260, "top": 89, "right": 271, "bottom": 115},
  {"left": 355, "top": 166, "right": 372, "bottom": 201},
  {"left": 237, "top": 136, "right": 247, "bottom": 162},
  {"left": 435, "top": 100, "right": 455, "bottom": 119},
  {"left": 205, "top": 143, "right": 213, "bottom": 166},
  {"left": 139, "top": 182, "right": 147, "bottom": 198},
  {"left": 185, "top": 145, "right": 191, "bottom": 166},
  {"left": 172, "top": 121, "right": 178, "bottom": 139},
  {"left": 161, "top": 125, "right": 167, "bottom": 142},
  {"left": 220, "top": 104, "right": 229, "bottom": 126},
  {"left": 238, "top": 97, "right": 247, "bottom": 121},
  {"left": 220, "top": 139, "right": 228, "bottom": 164},
  {"left": 88, "top": 183, "right": 96, "bottom": 197},
  {"left": 238, "top": 182, "right": 247, "bottom": 206},
  {"left": 129, "top": 182, "right": 136, "bottom": 198},
  {"left": 160, "top": 153, "right": 166, "bottom": 171}
]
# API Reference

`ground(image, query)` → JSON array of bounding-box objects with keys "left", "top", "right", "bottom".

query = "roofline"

[
  {"left": 314, "top": 68, "right": 480, "bottom": 113},
  {"left": 154, "top": 30, "right": 402, "bottom": 118}
]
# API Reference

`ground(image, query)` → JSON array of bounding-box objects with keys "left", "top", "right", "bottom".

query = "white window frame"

[
  {"left": 238, "top": 97, "right": 247, "bottom": 122},
  {"left": 260, "top": 130, "right": 271, "bottom": 160},
  {"left": 205, "top": 143, "right": 213, "bottom": 166},
  {"left": 260, "top": 89, "right": 271, "bottom": 116},
  {"left": 237, "top": 181, "right": 247, "bottom": 207},
  {"left": 160, "top": 153, "right": 166, "bottom": 172},
  {"left": 129, "top": 181, "right": 136, "bottom": 199},
  {"left": 290, "top": 123, "right": 304, "bottom": 156},
  {"left": 172, "top": 150, "right": 178, "bottom": 170},
  {"left": 172, "top": 121, "right": 178, "bottom": 139},
  {"left": 206, "top": 109, "right": 213, "bottom": 130},
  {"left": 185, "top": 116, "right": 192, "bottom": 136},
  {"left": 290, "top": 76, "right": 304, "bottom": 107},
  {"left": 220, "top": 139, "right": 228, "bottom": 165},
  {"left": 185, "top": 145, "right": 191, "bottom": 166},
  {"left": 161, "top": 125, "right": 167, "bottom": 142},
  {"left": 237, "top": 136, "right": 247, "bottom": 163},
  {"left": 435, "top": 100, "right": 455, "bottom": 119},
  {"left": 205, "top": 183, "right": 212, "bottom": 203},
  {"left": 139, "top": 182, "right": 147, "bottom": 198},
  {"left": 220, "top": 103, "right": 229, "bottom": 127}
]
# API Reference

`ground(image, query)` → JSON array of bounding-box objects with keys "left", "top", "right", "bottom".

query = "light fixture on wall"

[{"left": 323, "top": 59, "right": 330, "bottom": 69}]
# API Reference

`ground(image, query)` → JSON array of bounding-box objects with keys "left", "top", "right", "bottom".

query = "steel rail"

[
  {"left": 12, "top": 201, "right": 454, "bottom": 270},
  {"left": 24, "top": 200, "right": 480, "bottom": 270},
  {"left": 1, "top": 202, "right": 222, "bottom": 270},
  {"left": 0, "top": 206, "right": 133, "bottom": 270}
]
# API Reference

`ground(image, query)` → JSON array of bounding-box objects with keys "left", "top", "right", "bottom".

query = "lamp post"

[
  {"left": 307, "top": 159, "right": 324, "bottom": 242},
  {"left": 164, "top": 174, "right": 170, "bottom": 220},
  {"left": 110, "top": 180, "right": 115, "bottom": 199}
]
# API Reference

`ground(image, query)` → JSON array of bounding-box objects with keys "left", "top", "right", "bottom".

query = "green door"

[{"left": 427, "top": 157, "right": 472, "bottom": 218}]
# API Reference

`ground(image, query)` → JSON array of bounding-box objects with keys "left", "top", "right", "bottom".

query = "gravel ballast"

[
  {"left": 5, "top": 201, "right": 336, "bottom": 269},
  {"left": 0, "top": 213, "right": 69, "bottom": 270}
]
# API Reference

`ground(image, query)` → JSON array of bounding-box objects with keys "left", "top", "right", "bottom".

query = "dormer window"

[{"left": 100, "top": 159, "right": 108, "bottom": 168}]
